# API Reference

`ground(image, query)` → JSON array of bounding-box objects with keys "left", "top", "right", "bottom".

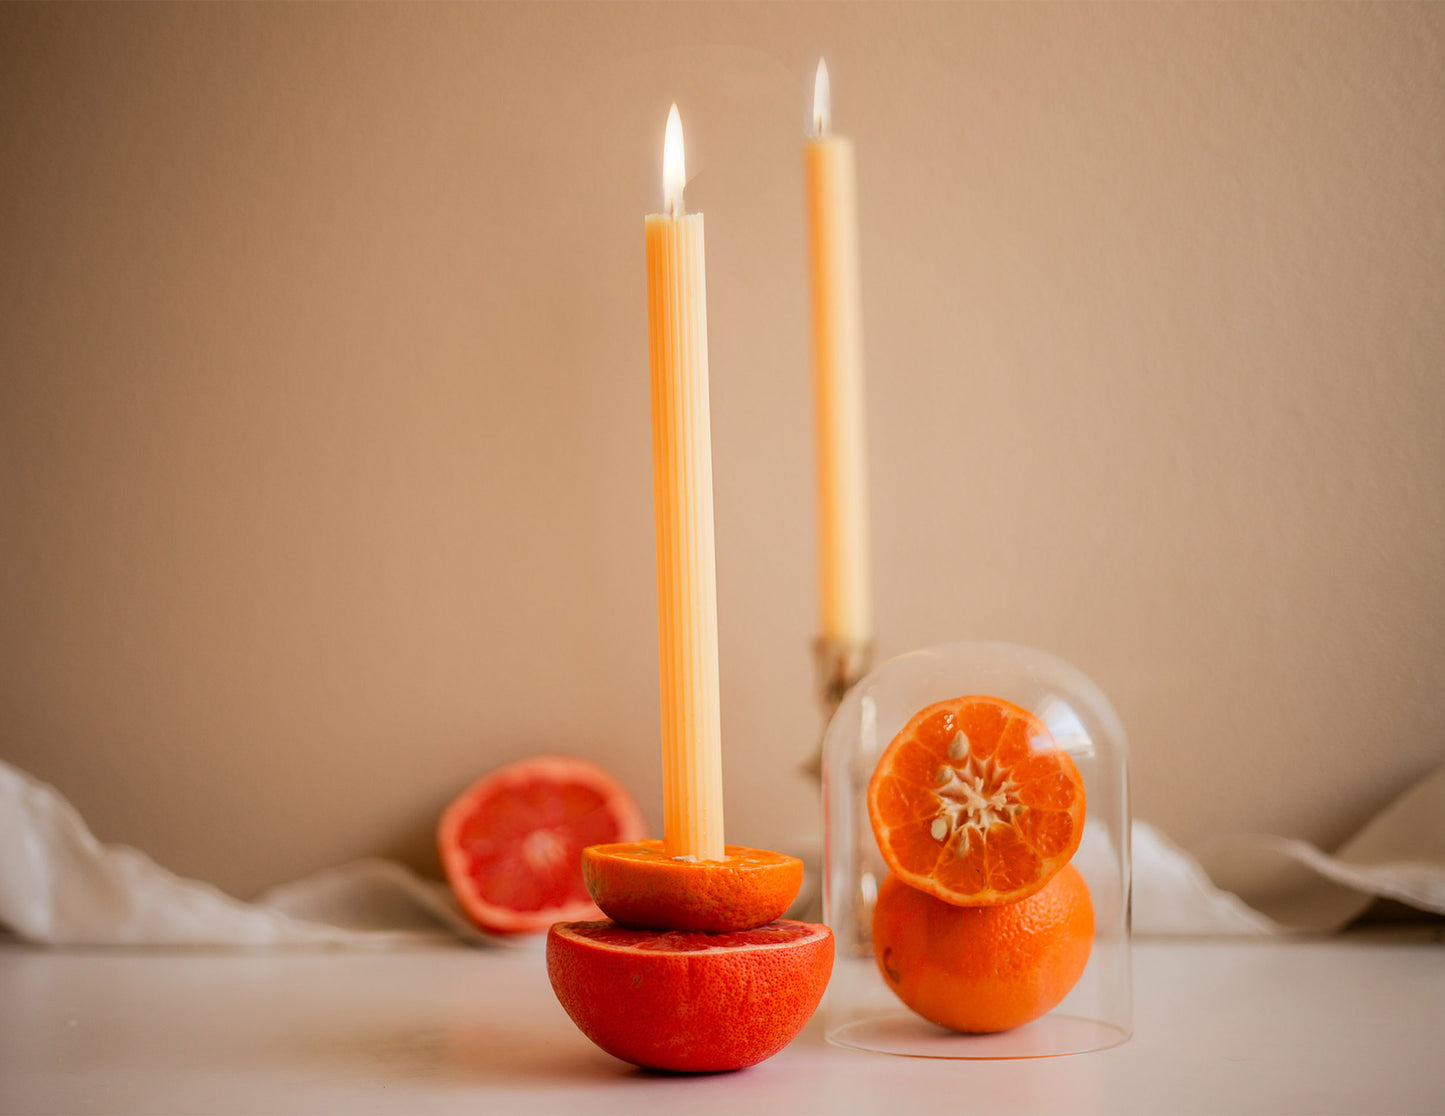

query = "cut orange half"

[
  {"left": 867, "top": 694, "right": 1086, "bottom": 907},
  {"left": 582, "top": 840, "right": 803, "bottom": 933},
  {"left": 547, "top": 919, "right": 834, "bottom": 1072}
]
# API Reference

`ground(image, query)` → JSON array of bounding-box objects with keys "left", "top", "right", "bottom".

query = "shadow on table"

[{"left": 287, "top": 1018, "right": 706, "bottom": 1087}]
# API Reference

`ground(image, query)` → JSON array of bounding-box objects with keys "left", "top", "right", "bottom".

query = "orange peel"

[{"left": 582, "top": 839, "right": 803, "bottom": 933}]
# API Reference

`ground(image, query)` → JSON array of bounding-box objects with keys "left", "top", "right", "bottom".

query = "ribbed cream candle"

[
  {"left": 806, "top": 61, "right": 872, "bottom": 647},
  {"left": 646, "top": 106, "right": 724, "bottom": 861}
]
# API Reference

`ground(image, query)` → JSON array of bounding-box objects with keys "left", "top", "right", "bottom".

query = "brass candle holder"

[{"left": 804, "top": 636, "right": 873, "bottom": 779}]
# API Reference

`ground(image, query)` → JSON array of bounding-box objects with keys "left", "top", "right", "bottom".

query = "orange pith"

[
  {"left": 582, "top": 840, "right": 803, "bottom": 933},
  {"left": 867, "top": 694, "right": 1085, "bottom": 907},
  {"left": 871, "top": 864, "right": 1094, "bottom": 1034}
]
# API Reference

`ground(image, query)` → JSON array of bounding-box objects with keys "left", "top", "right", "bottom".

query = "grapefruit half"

[{"left": 438, "top": 755, "right": 646, "bottom": 934}]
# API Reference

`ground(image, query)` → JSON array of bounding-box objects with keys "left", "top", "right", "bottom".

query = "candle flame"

[
  {"left": 663, "top": 104, "right": 686, "bottom": 217},
  {"left": 813, "top": 59, "right": 831, "bottom": 137}
]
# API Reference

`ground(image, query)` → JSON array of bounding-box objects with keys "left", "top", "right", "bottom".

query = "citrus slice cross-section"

[
  {"left": 438, "top": 755, "right": 647, "bottom": 934},
  {"left": 866, "top": 694, "right": 1086, "bottom": 907}
]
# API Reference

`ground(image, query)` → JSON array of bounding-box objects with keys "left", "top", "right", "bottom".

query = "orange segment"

[
  {"left": 582, "top": 840, "right": 803, "bottom": 933},
  {"left": 866, "top": 695, "right": 1086, "bottom": 907}
]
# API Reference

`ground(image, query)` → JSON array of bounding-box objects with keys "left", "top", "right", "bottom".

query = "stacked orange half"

[
  {"left": 549, "top": 839, "right": 831, "bottom": 1071},
  {"left": 867, "top": 695, "right": 1094, "bottom": 1033}
]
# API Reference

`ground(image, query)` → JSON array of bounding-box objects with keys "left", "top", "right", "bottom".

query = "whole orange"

[
  {"left": 871, "top": 864, "right": 1094, "bottom": 1033},
  {"left": 547, "top": 919, "right": 833, "bottom": 1072}
]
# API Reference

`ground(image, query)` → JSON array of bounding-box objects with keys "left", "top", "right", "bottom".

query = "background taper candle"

[{"left": 806, "top": 60, "right": 871, "bottom": 648}]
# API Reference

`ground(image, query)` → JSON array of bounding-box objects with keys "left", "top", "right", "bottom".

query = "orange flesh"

[{"left": 868, "top": 695, "right": 1086, "bottom": 906}]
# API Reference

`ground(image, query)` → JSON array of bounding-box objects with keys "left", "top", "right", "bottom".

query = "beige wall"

[{"left": 3, "top": 3, "right": 1442, "bottom": 899}]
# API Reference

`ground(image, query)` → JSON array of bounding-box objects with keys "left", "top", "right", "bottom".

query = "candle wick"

[
  {"left": 813, "top": 58, "right": 832, "bottom": 140},
  {"left": 662, "top": 103, "right": 687, "bottom": 220}
]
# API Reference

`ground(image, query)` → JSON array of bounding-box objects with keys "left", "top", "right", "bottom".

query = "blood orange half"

[
  {"left": 438, "top": 755, "right": 647, "bottom": 934},
  {"left": 547, "top": 919, "right": 834, "bottom": 1072},
  {"left": 867, "top": 695, "right": 1086, "bottom": 907}
]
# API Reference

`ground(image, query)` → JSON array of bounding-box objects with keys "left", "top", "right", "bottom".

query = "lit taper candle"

[
  {"left": 646, "top": 105, "right": 725, "bottom": 861},
  {"left": 806, "top": 60, "right": 871, "bottom": 647}
]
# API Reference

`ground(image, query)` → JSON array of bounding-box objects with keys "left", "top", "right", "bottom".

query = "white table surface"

[{"left": 2, "top": 930, "right": 1441, "bottom": 1116}]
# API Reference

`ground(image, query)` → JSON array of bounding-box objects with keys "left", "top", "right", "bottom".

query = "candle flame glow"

[
  {"left": 663, "top": 104, "right": 686, "bottom": 217},
  {"left": 813, "top": 59, "right": 831, "bottom": 137}
]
